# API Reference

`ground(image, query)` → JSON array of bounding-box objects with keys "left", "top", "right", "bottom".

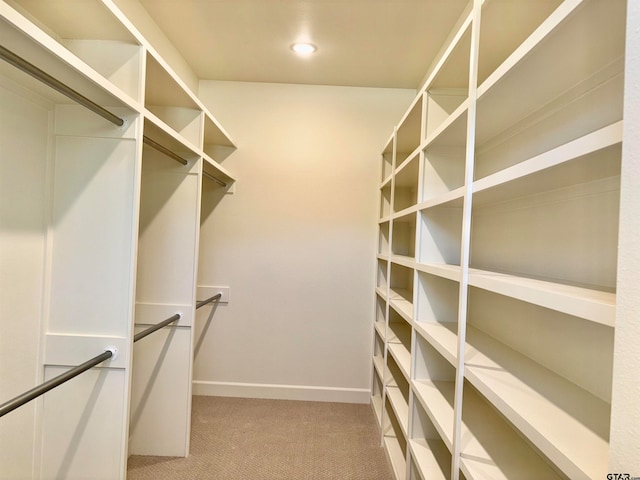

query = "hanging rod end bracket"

[{"left": 105, "top": 346, "right": 118, "bottom": 360}]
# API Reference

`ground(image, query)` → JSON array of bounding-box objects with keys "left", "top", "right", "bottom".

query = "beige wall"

[{"left": 194, "top": 80, "right": 415, "bottom": 402}]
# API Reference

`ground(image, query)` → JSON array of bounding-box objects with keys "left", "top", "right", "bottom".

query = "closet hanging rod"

[
  {"left": 0, "top": 45, "right": 124, "bottom": 127},
  {"left": 143, "top": 136, "right": 189, "bottom": 165},
  {"left": 202, "top": 170, "right": 227, "bottom": 188},
  {"left": 0, "top": 347, "right": 116, "bottom": 419},
  {"left": 134, "top": 313, "right": 181, "bottom": 343},
  {"left": 196, "top": 292, "right": 222, "bottom": 309}
]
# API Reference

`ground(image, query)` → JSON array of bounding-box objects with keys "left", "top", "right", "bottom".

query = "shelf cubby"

[
  {"left": 422, "top": 144, "right": 466, "bottom": 203},
  {"left": 380, "top": 183, "right": 392, "bottom": 220},
  {"left": 375, "top": 286, "right": 387, "bottom": 321},
  {"left": 373, "top": 328, "right": 385, "bottom": 380},
  {"left": 474, "top": 0, "right": 626, "bottom": 163},
  {"left": 396, "top": 95, "right": 423, "bottom": 163},
  {"left": 387, "top": 311, "right": 411, "bottom": 385},
  {"left": 409, "top": 400, "right": 451, "bottom": 480},
  {"left": 391, "top": 211, "right": 416, "bottom": 260},
  {"left": 376, "top": 258, "right": 389, "bottom": 291},
  {"left": 383, "top": 396, "right": 408, "bottom": 480},
  {"left": 413, "top": 334, "right": 456, "bottom": 447},
  {"left": 394, "top": 152, "right": 420, "bottom": 213},
  {"left": 144, "top": 52, "right": 202, "bottom": 147},
  {"left": 386, "top": 353, "right": 410, "bottom": 436},
  {"left": 427, "top": 21, "right": 471, "bottom": 95},
  {"left": 459, "top": 381, "right": 563, "bottom": 480},
  {"left": 378, "top": 220, "right": 390, "bottom": 256},
  {"left": 202, "top": 112, "right": 235, "bottom": 162},
  {"left": 418, "top": 203, "right": 463, "bottom": 267},
  {"left": 463, "top": 331, "right": 608, "bottom": 478},
  {"left": 389, "top": 263, "right": 414, "bottom": 322},
  {"left": 381, "top": 136, "right": 394, "bottom": 183},
  {"left": 371, "top": 372, "right": 384, "bottom": 425},
  {"left": 470, "top": 164, "right": 620, "bottom": 292},
  {"left": 476, "top": 0, "right": 563, "bottom": 86}
]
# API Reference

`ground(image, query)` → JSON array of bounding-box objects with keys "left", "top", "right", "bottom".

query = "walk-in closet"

[{"left": 1, "top": 0, "right": 638, "bottom": 479}]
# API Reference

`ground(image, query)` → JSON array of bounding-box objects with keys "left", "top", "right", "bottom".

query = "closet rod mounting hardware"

[
  {"left": 143, "top": 136, "right": 189, "bottom": 165},
  {"left": 196, "top": 292, "right": 222, "bottom": 309},
  {"left": 134, "top": 313, "right": 181, "bottom": 343},
  {"left": 0, "top": 45, "right": 125, "bottom": 127},
  {"left": 203, "top": 170, "right": 227, "bottom": 188},
  {"left": 0, "top": 349, "right": 114, "bottom": 419}
]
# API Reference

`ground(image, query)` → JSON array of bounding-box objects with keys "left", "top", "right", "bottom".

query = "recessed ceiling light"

[{"left": 290, "top": 43, "right": 317, "bottom": 55}]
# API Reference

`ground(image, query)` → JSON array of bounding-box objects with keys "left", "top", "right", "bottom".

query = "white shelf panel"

[
  {"left": 468, "top": 268, "right": 615, "bottom": 326},
  {"left": 416, "top": 187, "right": 465, "bottom": 210},
  {"left": 374, "top": 321, "right": 386, "bottom": 342},
  {"left": 473, "top": 121, "right": 623, "bottom": 198},
  {"left": 412, "top": 380, "right": 455, "bottom": 450},
  {"left": 386, "top": 386, "right": 409, "bottom": 437},
  {"left": 390, "top": 254, "right": 417, "bottom": 270},
  {"left": 388, "top": 287, "right": 413, "bottom": 323},
  {"left": 375, "top": 286, "right": 387, "bottom": 299},
  {"left": 393, "top": 204, "right": 420, "bottom": 219},
  {"left": 388, "top": 343, "right": 411, "bottom": 381},
  {"left": 459, "top": 385, "right": 563, "bottom": 480},
  {"left": 384, "top": 436, "right": 407, "bottom": 480},
  {"left": 415, "top": 263, "right": 461, "bottom": 283},
  {"left": 465, "top": 326, "right": 610, "bottom": 480},
  {"left": 409, "top": 439, "right": 450, "bottom": 480},
  {"left": 371, "top": 394, "right": 383, "bottom": 426},
  {"left": 414, "top": 322, "right": 457, "bottom": 366},
  {"left": 373, "top": 355, "right": 385, "bottom": 382}
]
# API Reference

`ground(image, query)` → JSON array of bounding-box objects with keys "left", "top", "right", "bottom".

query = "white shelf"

[
  {"left": 388, "top": 287, "right": 413, "bottom": 322},
  {"left": 386, "top": 386, "right": 409, "bottom": 437},
  {"left": 415, "top": 263, "right": 461, "bottom": 283},
  {"left": 413, "top": 322, "right": 457, "bottom": 366},
  {"left": 468, "top": 268, "right": 616, "bottom": 326},
  {"left": 416, "top": 187, "right": 465, "bottom": 211},
  {"left": 387, "top": 342, "right": 411, "bottom": 381},
  {"left": 374, "top": 321, "right": 386, "bottom": 342},
  {"left": 409, "top": 439, "right": 450, "bottom": 480},
  {"left": 373, "top": 355, "right": 385, "bottom": 382},
  {"left": 390, "top": 254, "right": 416, "bottom": 270},
  {"left": 371, "top": 394, "right": 383, "bottom": 425},
  {"left": 383, "top": 436, "right": 407, "bottom": 480},
  {"left": 375, "top": 286, "right": 387, "bottom": 299},
  {"left": 459, "top": 385, "right": 563, "bottom": 480},
  {"left": 412, "top": 380, "right": 455, "bottom": 450},
  {"left": 465, "top": 326, "right": 610, "bottom": 480},
  {"left": 473, "top": 121, "right": 623, "bottom": 197}
]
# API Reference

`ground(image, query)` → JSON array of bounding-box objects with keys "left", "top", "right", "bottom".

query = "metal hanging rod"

[
  {"left": 143, "top": 136, "right": 189, "bottom": 166},
  {"left": 0, "top": 45, "right": 124, "bottom": 127},
  {"left": 196, "top": 292, "right": 222, "bottom": 309},
  {"left": 134, "top": 313, "right": 181, "bottom": 343},
  {"left": 202, "top": 170, "right": 227, "bottom": 188},
  {"left": 0, "top": 348, "right": 116, "bottom": 419}
]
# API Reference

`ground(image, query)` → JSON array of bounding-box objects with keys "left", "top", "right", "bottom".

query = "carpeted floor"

[{"left": 127, "top": 396, "right": 394, "bottom": 480}]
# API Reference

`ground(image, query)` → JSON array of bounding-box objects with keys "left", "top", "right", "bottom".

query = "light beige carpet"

[{"left": 127, "top": 396, "right": 394, "bottom": 480}]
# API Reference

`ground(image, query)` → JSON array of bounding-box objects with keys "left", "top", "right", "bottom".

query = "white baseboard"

[{"left": 192, "top": 380, "right": 370, "bottom": 404}]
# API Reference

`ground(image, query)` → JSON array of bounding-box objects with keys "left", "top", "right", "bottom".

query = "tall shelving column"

[
  {"left": 0, "top": 1, "right": 144, "bottom": 478},
  {"left": 373, "top": 0, "right": 635, "bottom": 479},
  {"left": 0, "top": 0, "right": 238, "bottom": 477}
]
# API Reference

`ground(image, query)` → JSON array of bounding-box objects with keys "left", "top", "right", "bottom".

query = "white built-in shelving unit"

[
  {"left": 0, "top": 0, "right": 235, "bottom": 478},
  {"left": 371, "top": 0, "right": 635, "bottom": 479}
]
